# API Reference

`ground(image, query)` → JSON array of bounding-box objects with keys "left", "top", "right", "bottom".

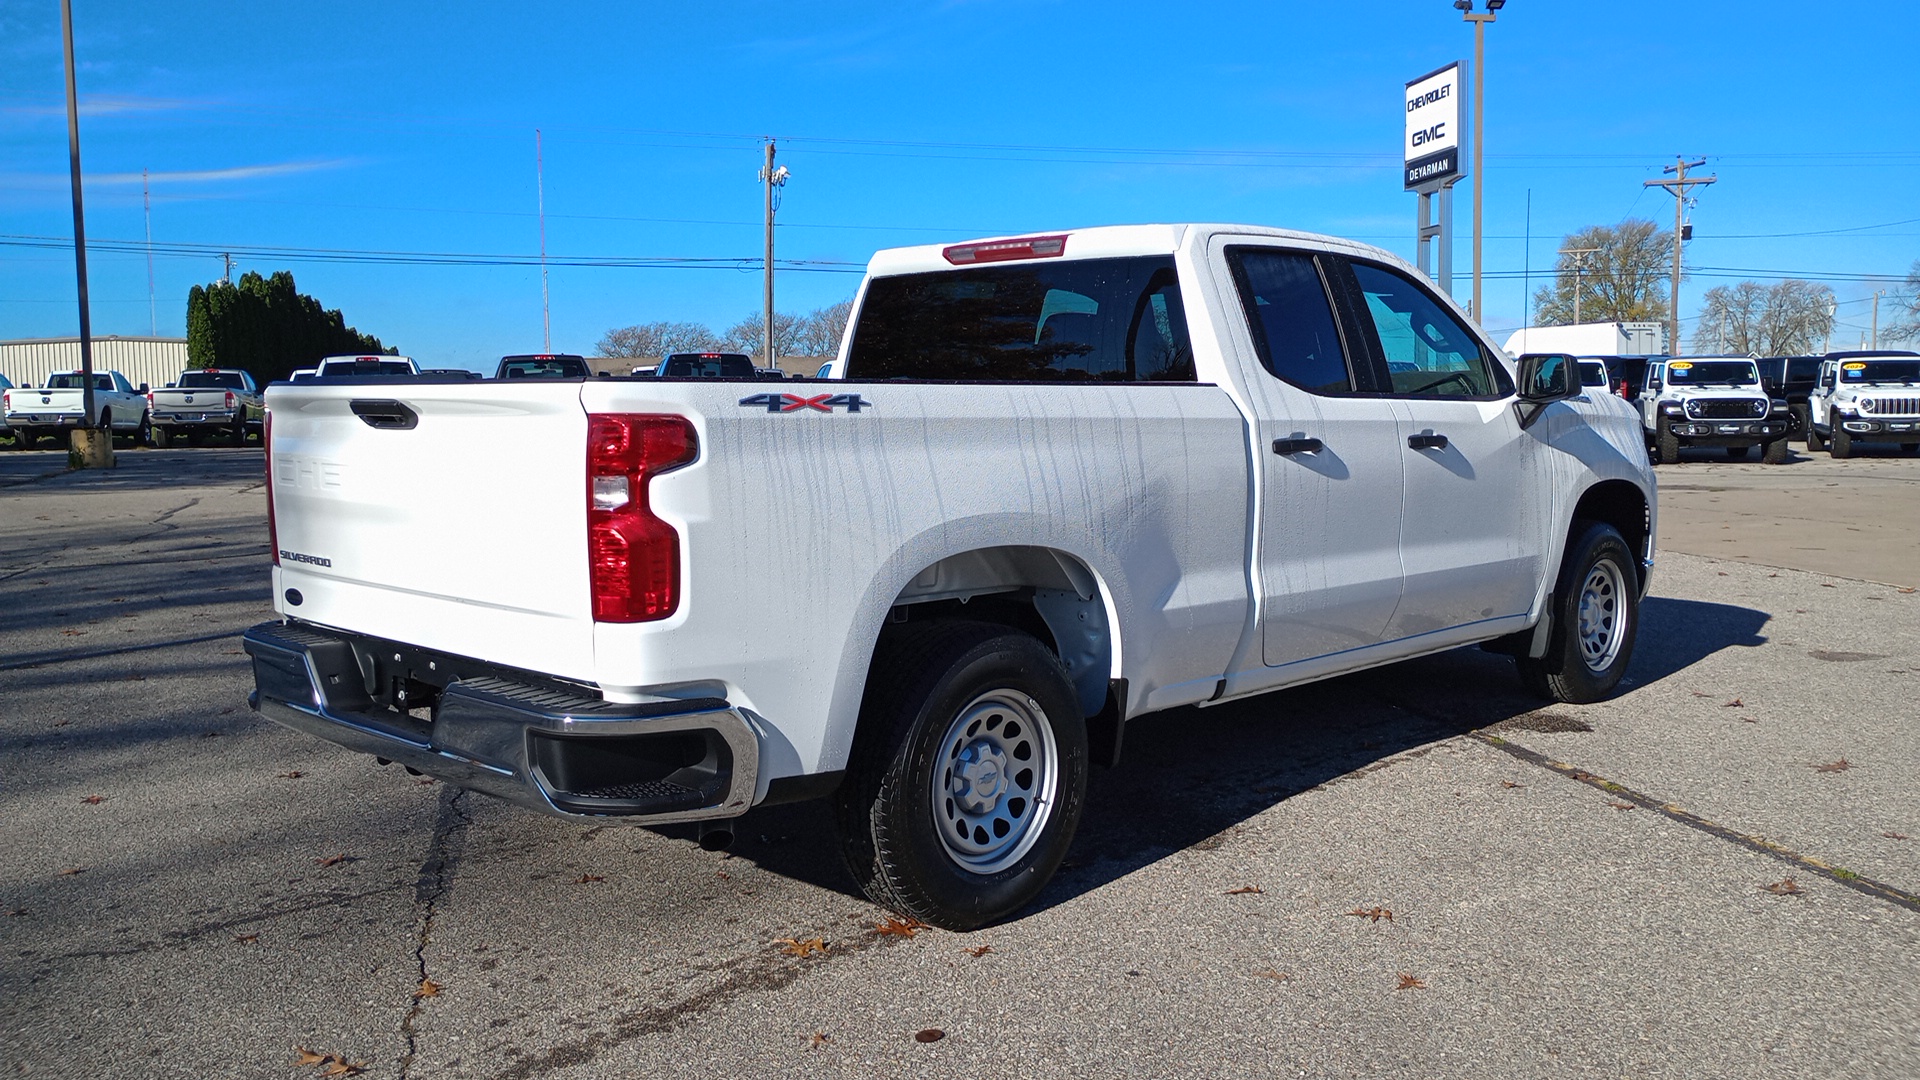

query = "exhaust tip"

[{"left": 697, "top": 822, "right": 734, "bottom": 852}]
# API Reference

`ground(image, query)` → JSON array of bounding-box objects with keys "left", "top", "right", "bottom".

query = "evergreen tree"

[{"left": 182, "top": 270, "right": 394, "bottom": 381}]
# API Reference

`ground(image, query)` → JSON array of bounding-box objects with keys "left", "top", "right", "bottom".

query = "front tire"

[
  {"left": 1654, "top": 416, "right": 1680, "bottom": 464},
  {"left": 834, "top": 620, "right": 1088, "bottom": 931},
  {"left": 1805, "top": 414, "right": 1827, "bottom": 451},
  {"left": 1830, "top": 420, "right": 1853, "bottom": 459},
  {"left": 1517, "top": 521, "right": 1639, "bottom": 704}
]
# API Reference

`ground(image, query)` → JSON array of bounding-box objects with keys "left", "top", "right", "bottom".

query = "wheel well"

[
  {"left": 883, "top": 546, "right": 1116, "bottom": 723},
  {"left": 1571, "top": 480, "right": 1649, "bottom": 581}
]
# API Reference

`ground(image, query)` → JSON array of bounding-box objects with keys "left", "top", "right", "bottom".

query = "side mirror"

[
  {"left": 138, "top": 383, "right": 149, "bottom": 394},
  {"left": 1514, "top": 353, "right": 1577, "bottom": 429}
]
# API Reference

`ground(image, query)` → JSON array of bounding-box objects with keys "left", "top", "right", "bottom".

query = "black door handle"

[
  {"left": 1407, "top": 432, "right": 1449, "bottom": 450},
  {"left": 1272, "top": 437, "right": 1324, "bottom": 455}
]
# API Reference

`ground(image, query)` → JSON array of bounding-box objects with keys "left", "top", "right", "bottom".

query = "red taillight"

[
  {"left": 942, "top": 234, "right": 1068, "bottom": 265},
  {"left": 587, "top": 414, "right": 697, "bottom": 622},
  {"left": 265, "top": 411, "right": 279, "bottom": 566},
  {"left": 224, "top": 391, "right": 237, "bottom": 409}
]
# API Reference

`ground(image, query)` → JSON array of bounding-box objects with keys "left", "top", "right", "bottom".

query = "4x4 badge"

[{"left": 738, "top": 393, "right": 871, "bottom": 414}]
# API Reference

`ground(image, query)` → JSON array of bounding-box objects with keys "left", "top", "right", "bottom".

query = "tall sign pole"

[
  {"left": 1406, "top": 61, "right": 1466, "bottom": 301},
  {"left": 60, "top": 0, "right": 99, "bottom": 441},
  {"left": 1644, "top": 156, "right": 1714, "bottom": 354}
]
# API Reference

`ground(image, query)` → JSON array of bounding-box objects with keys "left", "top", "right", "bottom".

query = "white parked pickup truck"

[
  {"left": 148, "top": 368, "right": 264, "bottom": 446},
  {"left": 245, "top": 224, "right": 1657, "bottom": 928},
  {"left": 3, "top": 370, "right": 150, "bottom": 449}
]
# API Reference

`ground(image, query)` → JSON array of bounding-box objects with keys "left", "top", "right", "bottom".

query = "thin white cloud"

[
  {"left": 1, "top": 95, "right": 210, "bottom": 118},
  {"left": 90, "top": 160, "right": 352, "bottom": 185}
]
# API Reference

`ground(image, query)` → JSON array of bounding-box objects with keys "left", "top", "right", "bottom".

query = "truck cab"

[{"left": 1638, "top": 356, "right": 1791, "bottom": 464}]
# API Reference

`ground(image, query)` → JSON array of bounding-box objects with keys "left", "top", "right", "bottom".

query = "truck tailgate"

[{"left": 266, "top": 380, "right": 597, "bottom": 682}]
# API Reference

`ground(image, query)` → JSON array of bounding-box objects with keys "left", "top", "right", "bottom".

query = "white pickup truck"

[
  {"left": 244, "top": 224, "right": 1656, "bottom": 928},
  {"left": 3, "top": 370, "right": 151, "bottom": 449},
  {"left": 148, "top": 368, "right": 264, "bottom": 447}
]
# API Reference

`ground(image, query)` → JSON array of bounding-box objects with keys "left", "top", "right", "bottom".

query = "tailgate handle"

[{"left": 349, "top": 399, "right": 418, "bottom": 430}]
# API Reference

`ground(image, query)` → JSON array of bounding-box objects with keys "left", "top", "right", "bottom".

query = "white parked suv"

[
  {"left": 1637, "top": 356, "right": 1791, "bottom": 464},
  {"left": 245, "top": 224, "right": 1656, "bottom": 928},
  {"left": 1804, "top": 352, "right": 1920, "bottom": 458}
]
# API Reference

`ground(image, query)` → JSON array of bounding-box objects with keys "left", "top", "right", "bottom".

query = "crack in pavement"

[
  {"left": 1471, "top": 731, "right": 1920, "bottom": 915},
  {"left": 399, "top": 787, "right": 471, "bottom": 1080}
]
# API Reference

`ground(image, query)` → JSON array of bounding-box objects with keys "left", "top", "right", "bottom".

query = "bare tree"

[
  {"left": 1886, "top": 259, "right": 1920, "bottom": 344},
  {"left": 721, "top": 311, "right": 803, "bottom": 361},
  {"left": 795, "top": 299, "right": 854, "bottom": 356},
  {"left": 1531, "top": 218, "right": 1673, "bottom": 325},
  {"left": 1693, "top": 279, "right": 1835, "bottom": 355},
  {"left": 594, "top": 320, "right": 720, "bottom": 358}
]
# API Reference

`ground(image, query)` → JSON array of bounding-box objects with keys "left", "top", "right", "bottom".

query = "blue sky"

[{"left": 3, "top": 0, "right": 1916, "bottom": 369}]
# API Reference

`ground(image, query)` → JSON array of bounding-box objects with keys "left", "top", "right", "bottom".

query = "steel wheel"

[
  {"left": 929, "top": 689, "right": 1059, "bottom": 875},
  {"left": 1575, "top": 557, "right": 1627, "bottom": 674}
]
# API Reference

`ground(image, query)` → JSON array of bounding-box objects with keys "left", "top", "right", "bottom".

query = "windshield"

[
  {"left": 45, "top": 373, "right": 112, "bottom": 390},
  {"left": 1666, "top": 360, "right": 1757, "bottom": 387},
  {"left": 178, "top": 371, "right": 246, "bottom": 389},
  {"left": 1841, "top": 360, "right": 1920, "bottom": 385}
]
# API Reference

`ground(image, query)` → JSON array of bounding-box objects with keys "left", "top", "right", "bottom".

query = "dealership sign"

[{"left": 1404, "top": 62, "right": 1465, "bottom": 191}]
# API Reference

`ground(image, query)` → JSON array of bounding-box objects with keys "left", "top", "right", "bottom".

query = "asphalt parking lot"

[{"left": 3, "top": 446, "right": 1917, "bottom": 1079}]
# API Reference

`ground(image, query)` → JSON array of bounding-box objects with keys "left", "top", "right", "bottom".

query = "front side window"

[
  {"left": 846, "top": 256, "right": 1192, "bottom": 382},
  {"left": 1226, "top": 248, "right": 1354, "bottom": 395},
  {"left": 1350, "top": 262, "right": 1503, "bottom": 398}
]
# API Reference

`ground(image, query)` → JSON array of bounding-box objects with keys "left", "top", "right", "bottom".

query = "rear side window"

[
  {"left": 846, "top": 256, "right": 1193, "bottom": 382},
  {"left": 1226, "top": 248, "right": 1354, "bottom": 395}
]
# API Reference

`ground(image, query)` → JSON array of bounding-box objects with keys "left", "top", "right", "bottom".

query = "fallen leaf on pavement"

[
  {"left": 808, "top": 1033, "right": 830, "bottom": 1049},
  {"left": 1883, "top": 832, "right": 1909, "bottom": 841},
  {"left": 1500, "top": 780, "right": 1526, "bottom": 789},
  {"left": 278, "top": 771, "right": 304, "bottom": 779},
  {"left": 59, "top": 867, "right": 85, "bottom": 876},
  {"left": 914, "top": 1028, "right": 946, "bottom": 1043},
  {"left": 1609, "top": 801, "right": 1635, "bottom": 811},
  {"left": 1396, "top": 973, "right": 1427, "bottom": 990},
  {"left": 1814, "top": 759, "right": 1852, "bottom": 773},
  {"left": 1225, "top": 886, "right": 1263, "bottom": 895},
  {"left": 316, "top": 853, "right": 350, "bottom": 867},
  {"left": 319, "top": 1059, "right": 366, "bottom": 1077},
  {"left": 80, "top": 794, "right": 105, "bottom": 804},
  {"left": 1899, "top": 587, "right": 1916, "bottom": 594},
  {"left": 1763, "top": 878, "right": 1803, "bottom": 895},
  {"left": 775, "top": 937, "right": 828, "bottom": 957},
  {"left": 574, "top": 874, "right": 605, "bottom": 884},
  {"left": 1345, "top": 906, "right": 1393, "bottom": 923},
  {"left": 416, "top": 978, "right": 441, "bottom": 998},
  {"left": 292, "top": 1046, "right": 329, "bottom": 1066},
  {"left": 1820, "top": 583, "right": 1837, "bottom": 588},
  {"left": 234, "top": 933, "right": 260, "bottom": 945},
  {"left": 1252, "top": 968, "right": 1291, "bottom": 981},
  {"left": 964, "top": 945, "right": 994, "bottom": 958},
  {"left": 874, "top": 916, "right": 928, "bottom": 938},
  {"left": 1722, "top": 698, "right": 1743, "bottom": 708}
]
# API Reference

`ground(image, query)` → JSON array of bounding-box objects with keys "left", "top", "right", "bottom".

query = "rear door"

[{"left": 1210, "top": 240, "right": 1407, "bottom": 669}]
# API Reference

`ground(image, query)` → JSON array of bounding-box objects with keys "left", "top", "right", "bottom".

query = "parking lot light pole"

[
  {"left": 1456, "top": 0, "right": 1502, "bottom": 323},
  {"left": 61, "top": 0, "right": 110, "bottom": 469}
]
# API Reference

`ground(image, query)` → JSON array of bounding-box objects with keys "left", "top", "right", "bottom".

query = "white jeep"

[
  {"left": 1805, "top": 353, "right": 1920, "bottom": 458},
  {"left": 1637, "top": 356, "right": 1791, "bottom": 464}
]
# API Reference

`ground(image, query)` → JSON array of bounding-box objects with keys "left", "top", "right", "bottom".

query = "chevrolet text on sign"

[{"left": 1404, "top": 61, "right": 1464, "bottom": 191}]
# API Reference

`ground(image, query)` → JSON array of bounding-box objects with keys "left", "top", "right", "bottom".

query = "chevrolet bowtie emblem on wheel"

[{"left": 738, "top": 393, "right": 871, "bottom": 413}]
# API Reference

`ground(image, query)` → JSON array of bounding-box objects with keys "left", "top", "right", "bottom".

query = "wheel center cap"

[{"left": 950, "top": 741, "right": 1008, "bottom": 815}]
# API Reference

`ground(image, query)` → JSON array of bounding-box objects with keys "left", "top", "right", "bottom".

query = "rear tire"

[
  {"left": 1517, "top": 521, "right": 1639, "bottom": 704},
  {"left": 1761, "top": 437, "right": 1788, "bottom": 465},
  {"left": 230, "top": 416, "right": 248, "bottom": 445},
  {"left": 1830, "top": 421, "right": 1853, "bottom": 459},
  {"left": 136, "top": 413, "right": 153, "bottom": 449},
  {"left": 834, "top": 620, "right": 1088, "bottom": 931}
]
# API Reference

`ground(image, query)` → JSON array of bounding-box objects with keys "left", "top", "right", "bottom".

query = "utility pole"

[
  {"left": 1559, "top": 246, "right": 1598, "bottom": 324},
  {"left": 1457, "top": 0, "right": 1502, "bottom": 322},
  {"left": 537, "top": 129, "right": 550, "bottom": 353},
  {"left": 1644, "top": 156, "right": 1714, "bottom": 355},
  {"left": 60, "top": 0, "right": 106, "bottom": 466},
  {"left": 759, "top": 141, "right": 789, "bottom": 368},
  {"left": 144, "top": 167, "right": 155, "bottom": 335},
  {"left": 223, "top": 252, "right": 233, "bottom": 284},
  {"left": 1872, "top": 290, "right": 1883, "bottom": 350}
]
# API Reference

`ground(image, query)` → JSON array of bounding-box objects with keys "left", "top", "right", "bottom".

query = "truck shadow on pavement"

[{"left": 708, "top": 595, "right": 1774, "bottom": 921}]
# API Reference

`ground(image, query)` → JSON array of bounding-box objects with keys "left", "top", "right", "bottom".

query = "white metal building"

[{"left": 0, "top": 336, "right": 190, "bottom": 391}]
